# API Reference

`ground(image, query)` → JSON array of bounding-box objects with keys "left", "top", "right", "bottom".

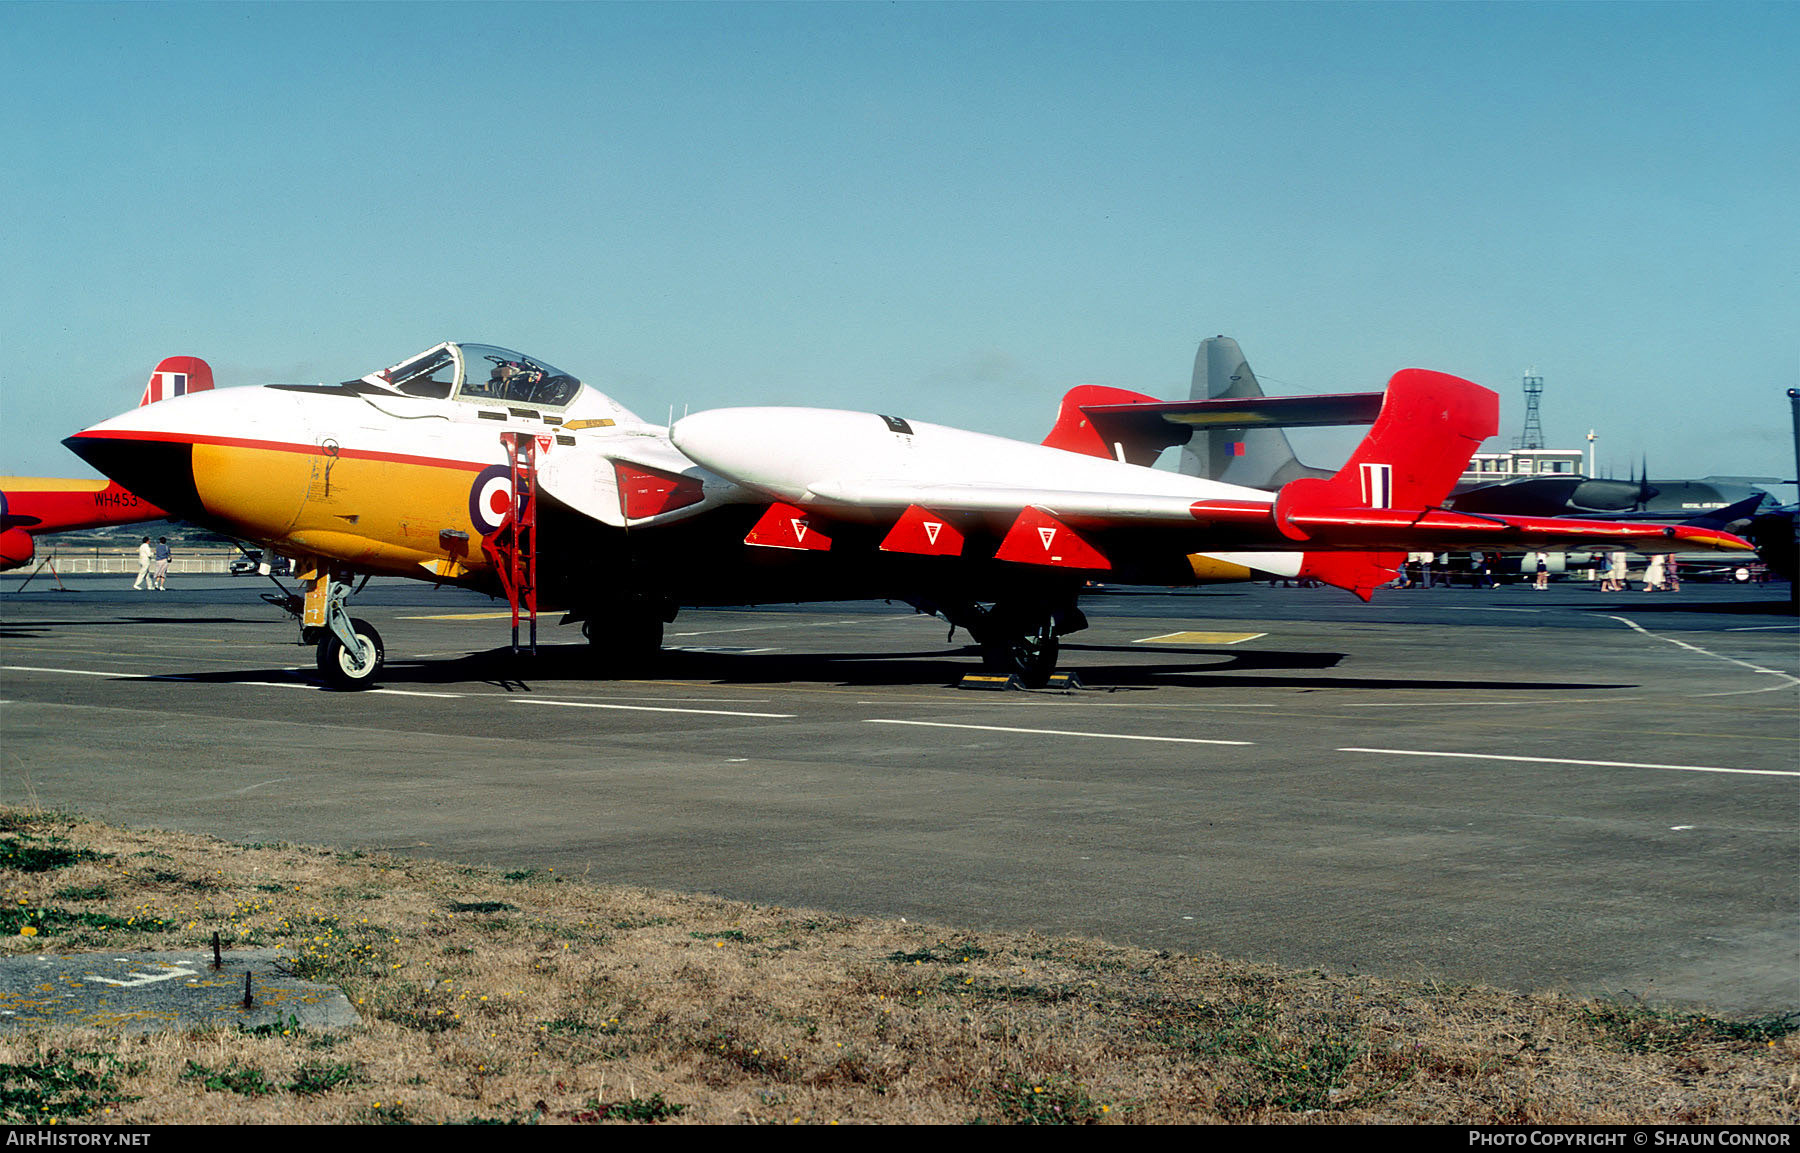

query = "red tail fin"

[
  {"left": 1273, "top": 369, "right": 1497, "bottom": 601},
  {"left": 1274, "top": 369, "right": 1497, "bottom": 538},
  {"left": 139, "top": 356, "right": 214, "bottom": 407}
]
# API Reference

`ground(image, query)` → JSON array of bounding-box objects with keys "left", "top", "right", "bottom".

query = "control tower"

[{"left": 1514, "top": 368, "right": 1545, "bottom": 450}]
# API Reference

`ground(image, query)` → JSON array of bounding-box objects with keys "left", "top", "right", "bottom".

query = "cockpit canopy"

[{"left": 371, "top": 343, "right": 583, "bottom": 409}]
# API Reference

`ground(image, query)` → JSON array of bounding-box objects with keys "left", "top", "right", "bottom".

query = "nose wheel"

[
  {"left": 317, "top": 617, "right": 385, "bottom": 690},
  {"left": 286, "top": 566, "right": 385, "bottom": 690}
]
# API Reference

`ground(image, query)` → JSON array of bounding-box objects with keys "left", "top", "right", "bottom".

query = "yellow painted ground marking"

[
  {"left": 398, "top": 612, "right": 521, "bottom": 620},
  {"left": 1134, "top": 631, "right": 1266, "bottom": 645}
]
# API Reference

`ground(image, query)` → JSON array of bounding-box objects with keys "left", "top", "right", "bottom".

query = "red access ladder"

[{"left": 485, "top": 432, "right": 539, "bottom": 654}]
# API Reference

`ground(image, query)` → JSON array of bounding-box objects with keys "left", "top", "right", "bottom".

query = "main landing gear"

[
  {"left": 926, "top": 594, "right": 1087, "bottom": 689},
  {"left": 579, "top": 596, "right": 673, "bottom": 674}
]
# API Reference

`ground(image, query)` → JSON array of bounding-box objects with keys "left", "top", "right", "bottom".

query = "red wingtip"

[
  {"left": 1041, "top": 385, "right": 1162, "bottom": 461},
  {"left": 139, "top": 356, "right": 214, "bottom": 407}
]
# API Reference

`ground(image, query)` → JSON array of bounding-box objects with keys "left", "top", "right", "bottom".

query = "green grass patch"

[
  {"left": 887, "top": 939, "right": 989, "bottom": 965},
  {"left": 988, "top": 1074, "right": 1114, "bottom": 1124},
  {"left": 0, "top": 1051, "right": 136, "bottom": 1122},
  {"left": 1, "top": 904, "right": 140, "bottom": 938},
  {"left": 1581, "top": 1004, "right": 1800, "bottom": 1053},
  {"left": 287, "top": 1061, "right": 361, "bottom": 1096},
  {"left": 0, "top": 834, "right": 103, "bottom": 873},
  {"left": 181, "top": 1060, "right": 277, "bottom": 1096},
  {"left": 692, "top": 928, "right": 748, "bottom": 942},
  {"left": 447, "top": 900, "right": 517, "bottom": 914}
]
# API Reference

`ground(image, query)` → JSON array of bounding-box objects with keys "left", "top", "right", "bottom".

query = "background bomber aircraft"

[{"left": 60, "top": 339, "right": 1750, "bottom": 689}]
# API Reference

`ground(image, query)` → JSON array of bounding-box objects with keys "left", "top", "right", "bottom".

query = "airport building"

[{"left": 1459, "top": 447, "right": 1584, "bottom": 486}]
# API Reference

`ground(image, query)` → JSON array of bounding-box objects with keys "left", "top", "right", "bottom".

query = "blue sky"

[{"left": 4, "top": 1, "right": 1795, "bottom": 482}]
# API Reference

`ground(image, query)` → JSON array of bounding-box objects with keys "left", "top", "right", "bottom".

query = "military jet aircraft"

[{"left": 62, "top": 340, "right": 1751, "bottom": 688}]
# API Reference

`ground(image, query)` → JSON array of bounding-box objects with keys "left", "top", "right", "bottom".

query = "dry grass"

[{"left": 2, "top": 806, "right": 1795, "bottom": 1125}]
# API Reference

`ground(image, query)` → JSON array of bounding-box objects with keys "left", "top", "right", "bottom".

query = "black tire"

[
  {"left": 982, "top": 629, "right": 1059, "bottom": 689},
  {"left": 583, "top": 615, "right": 664, "bottom": 672},
  {"left": 317, "top": 617, "right": 384, "bottom": 690}
]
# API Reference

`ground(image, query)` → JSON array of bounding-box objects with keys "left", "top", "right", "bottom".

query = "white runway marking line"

[
  {"left": 1608, "top": 615, "right": 1800, "bottom": 697},
  {"left": 369, "top": 688, "right": 466, "bottom": 699},
  {"left": 2, "top": 664, "right": 312, "bottom": 689},
  {"left": 514, "top": 699, "right": 796, "bottom": 719},
  {"left": 865, "top": 719, "right": 1251, "bottom": 746},
  {"left": 1340, "top": 747, "right": 1798, "bottom": 778}
]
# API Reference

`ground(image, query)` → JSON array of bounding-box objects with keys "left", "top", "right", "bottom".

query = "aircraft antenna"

[{"left": 1514, "top": 368, "right": 1545, "bottom": 450}]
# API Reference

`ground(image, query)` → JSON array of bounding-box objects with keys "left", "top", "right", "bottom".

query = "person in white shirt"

[{"left": 132, "top": 537, "right": 153, "bottom": 590}]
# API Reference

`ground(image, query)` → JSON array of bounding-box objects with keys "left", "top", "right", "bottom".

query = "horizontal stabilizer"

[
  {"left": 1278, "top": 507, "right": 1752, "bottom": 553},
  {"left": 1083, "top": 390, "right": 1385, "bottom": 431}
]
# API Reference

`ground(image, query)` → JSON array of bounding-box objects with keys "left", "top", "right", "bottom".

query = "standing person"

[
  {"left": 1533, "top": 552, "right": 1550, "bottom": 590},
  {"left": 152, "top": 537, "right": 171, "bottom": 591},
  {"left": 1604, "top": 550, "right": 1628, "bottom": 592},
  {"left": 1667, "top": 557, "right": 1680, "bottom": 593},
  {"left": 132, "top": 537, "right": 153, "bottom": 590},
  {"left": 1642, "top": 553, "right": 1667, "bottom": 592}
]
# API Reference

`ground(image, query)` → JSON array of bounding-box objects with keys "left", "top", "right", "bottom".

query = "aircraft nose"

[{"left": 62, "top": 431, "right": 206, "bottom": 522}]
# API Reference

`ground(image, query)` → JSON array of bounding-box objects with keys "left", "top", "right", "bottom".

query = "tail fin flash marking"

[{"left": 1360, "top": 463, "right": 1393, "bottom": 509}]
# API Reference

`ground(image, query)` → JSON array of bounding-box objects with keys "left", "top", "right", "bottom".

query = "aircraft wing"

[{"left": 673, "top": 368, "right": 1752, "bottom": 600}]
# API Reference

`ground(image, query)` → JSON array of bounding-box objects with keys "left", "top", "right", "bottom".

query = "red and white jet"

[{"left": 62, "top": 340, "right": 1750, "bottom": 688}]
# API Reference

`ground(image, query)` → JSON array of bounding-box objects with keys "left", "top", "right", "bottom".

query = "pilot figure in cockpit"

[{"left": 485, "top": 361, "right": 518, "bottom": 396}]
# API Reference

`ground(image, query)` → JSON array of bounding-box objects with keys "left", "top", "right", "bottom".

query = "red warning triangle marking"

[
  {"left": 996, "top": 507, "right": 1110, "bottom": 570},
  {"left": 879, "top": 504, "right": 964, "bottom": 556},
  {"left": 745, "top": 502, "right": 831, "bottom": 551}
]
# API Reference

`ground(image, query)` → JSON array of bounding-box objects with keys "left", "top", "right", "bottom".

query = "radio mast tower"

[{"left": 1515, "top": 368, "right": 1545, "bottom": 450}]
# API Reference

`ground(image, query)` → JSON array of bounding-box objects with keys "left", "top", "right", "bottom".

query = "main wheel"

[
  {"left": 316, "top": 617, "right": 384, "bottom": 690},
  {"left": 583, "top": 615, "right": 664, "bottom": 673},
  {"left": 981, "top": 626, "right": 1059, "bottom": 688}
]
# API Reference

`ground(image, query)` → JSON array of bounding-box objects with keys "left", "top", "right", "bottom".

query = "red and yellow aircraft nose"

[
  {"left": 65, "top": 387, "right": 312, "bottom": 541},
  {"left": 65, "top": 385, "right": 501, "bottom": 578}
]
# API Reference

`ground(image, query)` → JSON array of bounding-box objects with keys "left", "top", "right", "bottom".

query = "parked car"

[{"left": 230, "top": 553, "right": 290, "bottom": 576}]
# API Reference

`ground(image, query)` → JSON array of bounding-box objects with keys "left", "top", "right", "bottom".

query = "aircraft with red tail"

[
  {"left": 1, "top": 357, "right": 211, "bottom": 570},
  {"left": 61, "top": 340, "right": 1751, "bottom": 688}
]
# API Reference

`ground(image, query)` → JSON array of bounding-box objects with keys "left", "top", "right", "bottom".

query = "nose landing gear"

[{"left": 262, "top": 562, "right": 386, "bottom": 690}]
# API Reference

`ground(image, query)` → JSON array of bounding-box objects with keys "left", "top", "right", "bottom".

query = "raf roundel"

[{"left": 467, "top": 465, "right": 516, "bottom": 535}]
